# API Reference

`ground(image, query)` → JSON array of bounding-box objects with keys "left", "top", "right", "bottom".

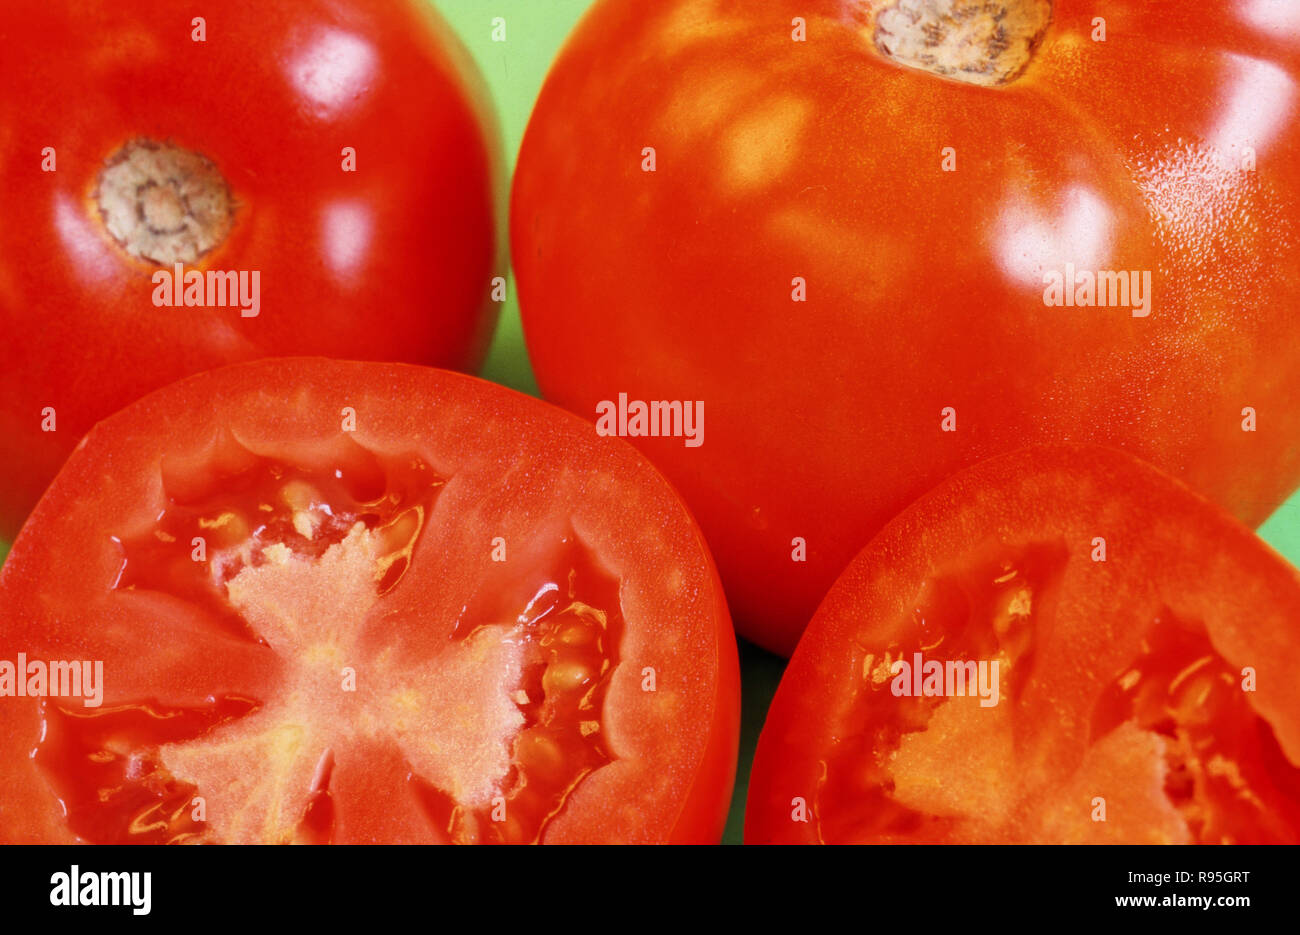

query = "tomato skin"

[
  {"left": 744, "top": 444, "right": 1300, "bottom": 844},
  {"left": 0, "top": 359, "right": 739, "bottom": 844},
  {"left": 512, "top": 0, "right": 1300, "bottom": 655},
  {"left": 0, "top": 0, "right": 503, "bottom": 538}
]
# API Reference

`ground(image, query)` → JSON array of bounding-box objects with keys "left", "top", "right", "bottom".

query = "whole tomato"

[
  {"left": 0, "top": 0, "right": 503, "bottom": 538},
  {"left": 513, "top": 0, "right": 1300, "bottom": 654}
]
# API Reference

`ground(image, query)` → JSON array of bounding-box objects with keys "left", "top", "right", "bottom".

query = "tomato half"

[
  {"left": 745, "top": 445, "right": 1300, "bottom": 844},
  {"left": 0, "top": 359, "right": 739, "bottom": 844},
  {"left": 512, "top": 0, "right": 1300, "bottom": 655},
  {"left": 0, "top": 0, "right": 503, "bottom": 538}
]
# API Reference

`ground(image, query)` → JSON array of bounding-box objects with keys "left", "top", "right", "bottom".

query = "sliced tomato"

[
  {"left": 746, "top": 445, "right": 1300, "bottom": 844},
  {"left": 0, "top": 358, "right": 739, "bottom": 844}
]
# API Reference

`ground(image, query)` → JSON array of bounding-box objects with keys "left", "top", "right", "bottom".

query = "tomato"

[
  {"left": 0, "top": 358, "right": 739, "bottom": 844},
  {"left": 745, "top": 444, "right": 1300, "bottom": 844},
  {"left": 0, "top": 0, "right": 503, "bottom": 538},
  {"left": 512, "top": 0, "right": 1300, "bottom": 655}
]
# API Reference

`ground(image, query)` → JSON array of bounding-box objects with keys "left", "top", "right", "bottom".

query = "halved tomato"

[
  {"left": 0, "top": 358, "right": 739, "bottom": 844},
  {"left": 746, "top": 445, "right": 1300, "bottom": 844}
]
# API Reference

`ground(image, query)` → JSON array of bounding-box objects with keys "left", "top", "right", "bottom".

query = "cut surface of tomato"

[
  {"left": 745, "top": 445, "right": 1300, "bottom": 844},
  {"left": 0, "top": 359, "right": 739, "bottom": 844}
]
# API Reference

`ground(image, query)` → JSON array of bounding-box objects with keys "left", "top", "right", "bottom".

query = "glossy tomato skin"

[
  {"left": 0, "top": 359, "right": 738, "bottom": 844},
  {"left": 513, "top": 0, "right": 1300, "bottom": 655},
  {"left": 0, "top": 0, "right": 503, "bottom": 538},
  {"left": 745, "top": 445, "right": 1300, "bottom": 844}
]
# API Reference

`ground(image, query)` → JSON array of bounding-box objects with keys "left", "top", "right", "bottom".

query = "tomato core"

[
  {"left": 95, "top": 139, "right": 235, "bottom": 265},
  {"left": 812, "top": 539, "right": 1300, "bottom": 843},
  {"left": 34, "top": 436, "right": 625, "bottom": 844},
  {"left": 814, "top": 541, "right": 1060, "bottom": 840}
]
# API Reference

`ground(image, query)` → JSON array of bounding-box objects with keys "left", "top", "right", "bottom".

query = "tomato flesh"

[
  {"left": 44, "top": 443, "right": 622, "bottom": 844},
  {"left": 746, "top": 445, "right": 1300, "bottom": 844},
  {"left": 112, "top": 441, "right": 437, "bottom": 643},
  {"left": 0, "top": 359, "right": 739, "bottom": 844},
  {"left": 814, "top": 542, "right": 1060, "bottom": 841}
]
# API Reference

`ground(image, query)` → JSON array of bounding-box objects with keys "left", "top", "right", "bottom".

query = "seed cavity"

[
  {"left": 819, "top": 540, "right": 1067, "bottom": 840},
  {"left": 1089, "top": 610, "right": 1300, "bottom": 843},
  {"left": 41, "top": 438, "right": 623, "bottom": 844}
]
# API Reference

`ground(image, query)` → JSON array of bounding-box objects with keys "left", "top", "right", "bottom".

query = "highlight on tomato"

[
  {"left": 512, "top": 0, "right": 1300, "bottom": 655},
  {"left": 0, "top": 0, "right": 504, "bottom": 538},
  {"left": 0, "top": 359, "right": 740, "bottom": 844},
  {"left": 745, "top": 445, "right": 1300, "bottom": 844}
]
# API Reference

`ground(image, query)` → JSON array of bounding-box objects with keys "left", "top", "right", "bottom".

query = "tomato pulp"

[
  {"left": 0, "top": 0, "right": 504, "bottom": 537},
  {"left": 746, "top": 445, "right": 1300, "bottom": 844},
  {"left": 513, "top": 0, "right": 1300, "bottom": 654},
  {"left": 0, "top": 359, "right": 739, "bottom": 843}
]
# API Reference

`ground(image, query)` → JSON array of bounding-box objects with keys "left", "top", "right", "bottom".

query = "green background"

[{"left": 2, "top": 0, "right": 1297, "bottom": 845}]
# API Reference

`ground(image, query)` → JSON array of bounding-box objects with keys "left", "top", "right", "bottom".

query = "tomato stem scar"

[
  {"left": 869, "top": 0, "right": 1052, "bottom": 87},
  {"left": 95, "top": 139, "right": 235, "bottom": 265}
]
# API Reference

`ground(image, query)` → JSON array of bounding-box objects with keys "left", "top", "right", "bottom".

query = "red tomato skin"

[
  {"left": 0, "top": 359, "right": 740, "bottom": 844},
  {"left": 0, "top": 0, "right": 504, "bottom": 538},
  {"left": 744, "top": 444, "right": 1300, "bottom": 844},
  {"left": 512, "top": 0, "right": 1300, "bottom": 655}
]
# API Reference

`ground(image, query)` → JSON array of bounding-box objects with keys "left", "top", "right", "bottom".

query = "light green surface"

[
  {"left": 1260, "top": 492, "right": 1300, "bottom": 560},
  {"left": 434, "top": 0, "right": 596, "bottom": 397}
]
